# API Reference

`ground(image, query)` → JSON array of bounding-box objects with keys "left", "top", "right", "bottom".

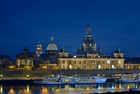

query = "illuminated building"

[
  {"left": 45, "top": 37, "right": 58, "bottom": 63},
  {"left": 58, "top": 25, "right": 125, "bottom": 70},
  {"left": 58, "top": 48, "right": 69, "bottom": 58},
  {"left": 38, "top": 37, "right": 58, "bottom": 70},
  {"left": 36, "top": 41, "right": 43, "bottom": 57},
  {"left": 39, "top": 60, "right": 57, "bottom": 70},
  {"left": 15, "top": 25, "right": 140, "bottom": 70},
  {"left": 125, "top": 58, "right": 140, "bottom": 69},
  {"left": 16, "top": 47, "right": 35, "bottom": 69},
  {"left": 76, "top": 24, "right": 97, "bottom": 57}
]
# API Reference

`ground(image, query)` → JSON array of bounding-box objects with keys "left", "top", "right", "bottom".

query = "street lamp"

[{"left": 27, "top": 75, "right": 29, "bottom": 77}]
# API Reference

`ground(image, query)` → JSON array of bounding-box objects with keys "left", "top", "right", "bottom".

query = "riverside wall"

[{"left": 0, "top": 69, "right": 140, "bottom": 77}]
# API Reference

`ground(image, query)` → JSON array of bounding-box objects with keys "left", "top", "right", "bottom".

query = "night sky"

[{"left": 0, "top": 0, "right": 140, "bottom": 59}]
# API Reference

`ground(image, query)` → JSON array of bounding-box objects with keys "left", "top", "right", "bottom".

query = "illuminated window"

[
  {"left": 90, "top": 43, "right": 91, "bottom": 47},
  {"left": 118, "top": 60, "right": 121, "bottom": 64},
  {"left": 27, "top": 62, "right": 30, "bottom": 66},
  {"left": 69, "top": 65, "right": 72, "bottom": 69},
  {"left": 112, "top": 65, "right": 114, "bottom": 69},
  {"left": 98, "top": 65, "right": 101, "bottom": 69},
  {"left": 107, "top": 60, "right": 110, "bottom": 64}
]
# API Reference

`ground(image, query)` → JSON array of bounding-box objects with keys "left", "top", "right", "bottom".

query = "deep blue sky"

[{"left": 0, "top": 0, "right": 140, "bottom": 59}]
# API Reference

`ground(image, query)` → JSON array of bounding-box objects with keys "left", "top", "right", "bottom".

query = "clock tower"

[{"left": 36, "top": 41, "right": 43, "bottom": 57}]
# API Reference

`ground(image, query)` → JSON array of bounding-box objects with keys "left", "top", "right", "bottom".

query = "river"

[{"left": 1, "top": 82, "right": 140, "bottom": 94}]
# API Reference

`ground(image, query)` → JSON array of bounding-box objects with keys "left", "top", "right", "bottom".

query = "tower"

[
  {"left": 86, "top": 24, "right": 92, "bottom": 38},
  {"left": 36, "top": 41, "right": 43, "bottom": 57},
  {"left": 82, "top": 24, "right": 96, "bottom": 53},
  {"left": 76, "top": 24, "right": 96, "bottom": 57}
]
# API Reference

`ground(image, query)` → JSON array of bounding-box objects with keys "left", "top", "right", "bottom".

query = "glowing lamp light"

[{"left": 0, "top": 75, "right": 3, "bottom": 77}]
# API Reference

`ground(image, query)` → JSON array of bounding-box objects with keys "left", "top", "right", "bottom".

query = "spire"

[
  {"left": 86, "top": 24, "right": 92, "bottom": 38},
  {"left": 51, "top": 37, "right": 53, "bottom": 43}
]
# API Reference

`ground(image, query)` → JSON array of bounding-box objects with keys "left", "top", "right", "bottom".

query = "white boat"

[
  {"left": 34, "top": 75, "right": 107, "bottom": 85},
  {"left": 34, "top": 75, "right": 66, "bottom": 85},
  {"left": 74, "top": 76, "right": 107, "bottom": 84},
  {"left": 118, "top": 74, "right": 140, "bottom": 83}
]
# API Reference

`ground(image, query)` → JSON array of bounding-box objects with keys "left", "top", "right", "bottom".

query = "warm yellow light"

[
  {"left": 27, "top": 75, "right": 29, "bottom": 77},
  {"left": 43, "top": 66, "right": 47, "bottom": 69},
  {"left": 9, "top": 88, "right": 15, "bottom": 94},
  {"left": 86, "top": 87, "right": 90, "bottom": 90},
  {"left": 127, "top": 85, "right": 130, "bottom": 89},
  {"left": 41, "top": 87, "right": 48, "bottom": 93},
  {"left": 55, "top": 89, "right": 59, "bottom": 92},
  {"left": 101, "top": 85, "right": 104, "bottom": 89}
]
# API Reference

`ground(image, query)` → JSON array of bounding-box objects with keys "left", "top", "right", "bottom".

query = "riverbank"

[{"left": 1, "top": 69, "right": 140, "bottom": 77}]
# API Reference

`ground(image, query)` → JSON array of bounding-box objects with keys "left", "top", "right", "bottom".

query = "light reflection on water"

[{"left": 1, "top": 83, "right": 140, "bottom": 94}]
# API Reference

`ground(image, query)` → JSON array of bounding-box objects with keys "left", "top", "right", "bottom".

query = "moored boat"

[
  {"left": 34, "top": 75, "right": 66, "bottom": 85},
  {"left": 34, "top": 75, "right": 107, "bottom": 85},
  {"left": 118, "top": 74, "right": 140, "bottom": 83}
]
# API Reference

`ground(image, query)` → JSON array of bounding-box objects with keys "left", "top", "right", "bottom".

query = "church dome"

[
  {"left": 82, "top": 38, "right": 96, "bottom": 51},
  {"left": 46, "top": 37, "right": 58, "bottom": 51}
]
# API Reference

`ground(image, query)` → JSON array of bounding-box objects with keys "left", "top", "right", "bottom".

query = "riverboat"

[{"left": 34, "top": 75, "right": 107, "bottom": 85}]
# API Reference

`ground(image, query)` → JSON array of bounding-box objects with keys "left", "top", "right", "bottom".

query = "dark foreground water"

[{"left": 1, "top": 82, "right": 140, "bottom": 94}]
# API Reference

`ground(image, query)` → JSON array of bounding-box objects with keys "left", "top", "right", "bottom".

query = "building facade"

[
  {"left": 58, "top": 58, "right": 124, "bottom": 70},
  {"left": 57, "top": 25, "right": 125, "bottom": 70},
  {"left": 16, "top": 47, "right": 35, "bottom": 69},
  {"left": 19, "top": 24, "right": 126, "bottom": 70}
]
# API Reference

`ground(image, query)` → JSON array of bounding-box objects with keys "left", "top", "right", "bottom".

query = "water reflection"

[
  {"left": 41, "top": 87, "right": 49, "bottom": 94},
  {"left": 0, "top": 85, "right": 3, "bottom": 94},
  {"left": 9, "top": 88, "right": 15, "bottom": 94},
  {"left": 23, "top": 85, "right": 32, "bottom": 94},
  {"left": 1, "top": 83, "right": 140, "bottom": 94}
]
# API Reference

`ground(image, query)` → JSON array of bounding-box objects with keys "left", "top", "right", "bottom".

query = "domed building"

[
  {"left": 46, "top": 37, "right": 58, "bottom": 54},
  {"left": 76, "top": 24, "right": 98, "bottom": 57},
  {"left": 46, "top": 37, "right": 58, "bottom": 63}
]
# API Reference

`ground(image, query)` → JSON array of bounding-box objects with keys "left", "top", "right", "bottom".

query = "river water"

[{"left": 1, "top": 82, "right": 140, "bottom": 94}]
